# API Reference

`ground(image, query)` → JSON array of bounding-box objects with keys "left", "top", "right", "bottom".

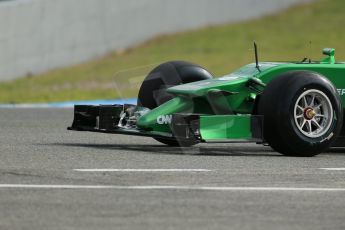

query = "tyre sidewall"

[{"left": 137, "top": 61, "right": 212, "bottom": 109}]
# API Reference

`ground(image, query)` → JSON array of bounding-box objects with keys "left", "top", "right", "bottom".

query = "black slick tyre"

[
  {"left": 137, "top": 61, "right": 213, "bottom": 146},
  {"left": 258, "top": 71, "right": 343, "bottom": 157}
]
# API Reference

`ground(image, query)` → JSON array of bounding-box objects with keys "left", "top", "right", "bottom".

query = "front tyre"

[
  {"left": 258, "top": 71, "right": 343, "bottom": 157},
  {"left": 138, "top": 61, "right": 213, "bottom": 146}
]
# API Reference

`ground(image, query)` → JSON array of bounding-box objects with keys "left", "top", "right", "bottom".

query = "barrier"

[{"left": 0, "top": 0, "right": 310, "bottom": 80}]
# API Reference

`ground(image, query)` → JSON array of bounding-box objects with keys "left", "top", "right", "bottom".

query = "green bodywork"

[
  {"left": 136, "top": 49, "right": 345, "bottom": 141},
  {"left": 199, "top": 115, "right": 252, "bottom": 140}
]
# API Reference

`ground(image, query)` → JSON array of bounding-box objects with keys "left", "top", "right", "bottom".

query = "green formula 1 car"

[{"left": 69, "top": 43, "right": 345, "bottom": 156}]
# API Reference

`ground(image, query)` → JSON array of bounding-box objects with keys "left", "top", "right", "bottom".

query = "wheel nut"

[{"left": 304, "top": 108, "right": 316, "bottom": 120}]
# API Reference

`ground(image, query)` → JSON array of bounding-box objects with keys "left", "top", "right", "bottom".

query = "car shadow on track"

[
  {"left": 46, "top": 143, "right": 282, "bottom": 157},
  {"left": 326, "top": 148, "right": 345, "bottom": 154}
]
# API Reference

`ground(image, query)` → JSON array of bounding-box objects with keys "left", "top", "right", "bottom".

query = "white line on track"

[
  {"left": 319, "top": 168, "right": 345, "bottom": 171},
  {"left": 73, "top": 169, "right": 213, "bottom": 172},
  {"left": 0, "top": 184, "right": 345, "bottom": 192}
]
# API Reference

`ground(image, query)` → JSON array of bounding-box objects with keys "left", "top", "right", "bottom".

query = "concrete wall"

[{"left": 0, "top": 0, "right": 310, "bottom": 81}]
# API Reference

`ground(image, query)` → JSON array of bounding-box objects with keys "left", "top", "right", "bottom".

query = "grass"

[{"left": 0, "top": 0, "right": 344, "bottom": 103}]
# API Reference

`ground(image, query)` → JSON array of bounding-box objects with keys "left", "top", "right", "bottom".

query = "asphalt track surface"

[{"left": 1, "top": 108, "right": 345, "bottom": 230}]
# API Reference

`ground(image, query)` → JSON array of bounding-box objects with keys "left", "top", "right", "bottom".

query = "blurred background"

[{"left": 0, "top": 0, "right": 343, "bottom": 104}]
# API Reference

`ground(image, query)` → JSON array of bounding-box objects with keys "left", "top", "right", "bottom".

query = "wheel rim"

[{"left": 294, "top": 89, "right": 333, "bottom": 138}]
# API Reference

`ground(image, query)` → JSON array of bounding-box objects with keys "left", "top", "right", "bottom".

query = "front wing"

[{"left": 68, "top": 104, "right": 264, "bottom": 143}]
